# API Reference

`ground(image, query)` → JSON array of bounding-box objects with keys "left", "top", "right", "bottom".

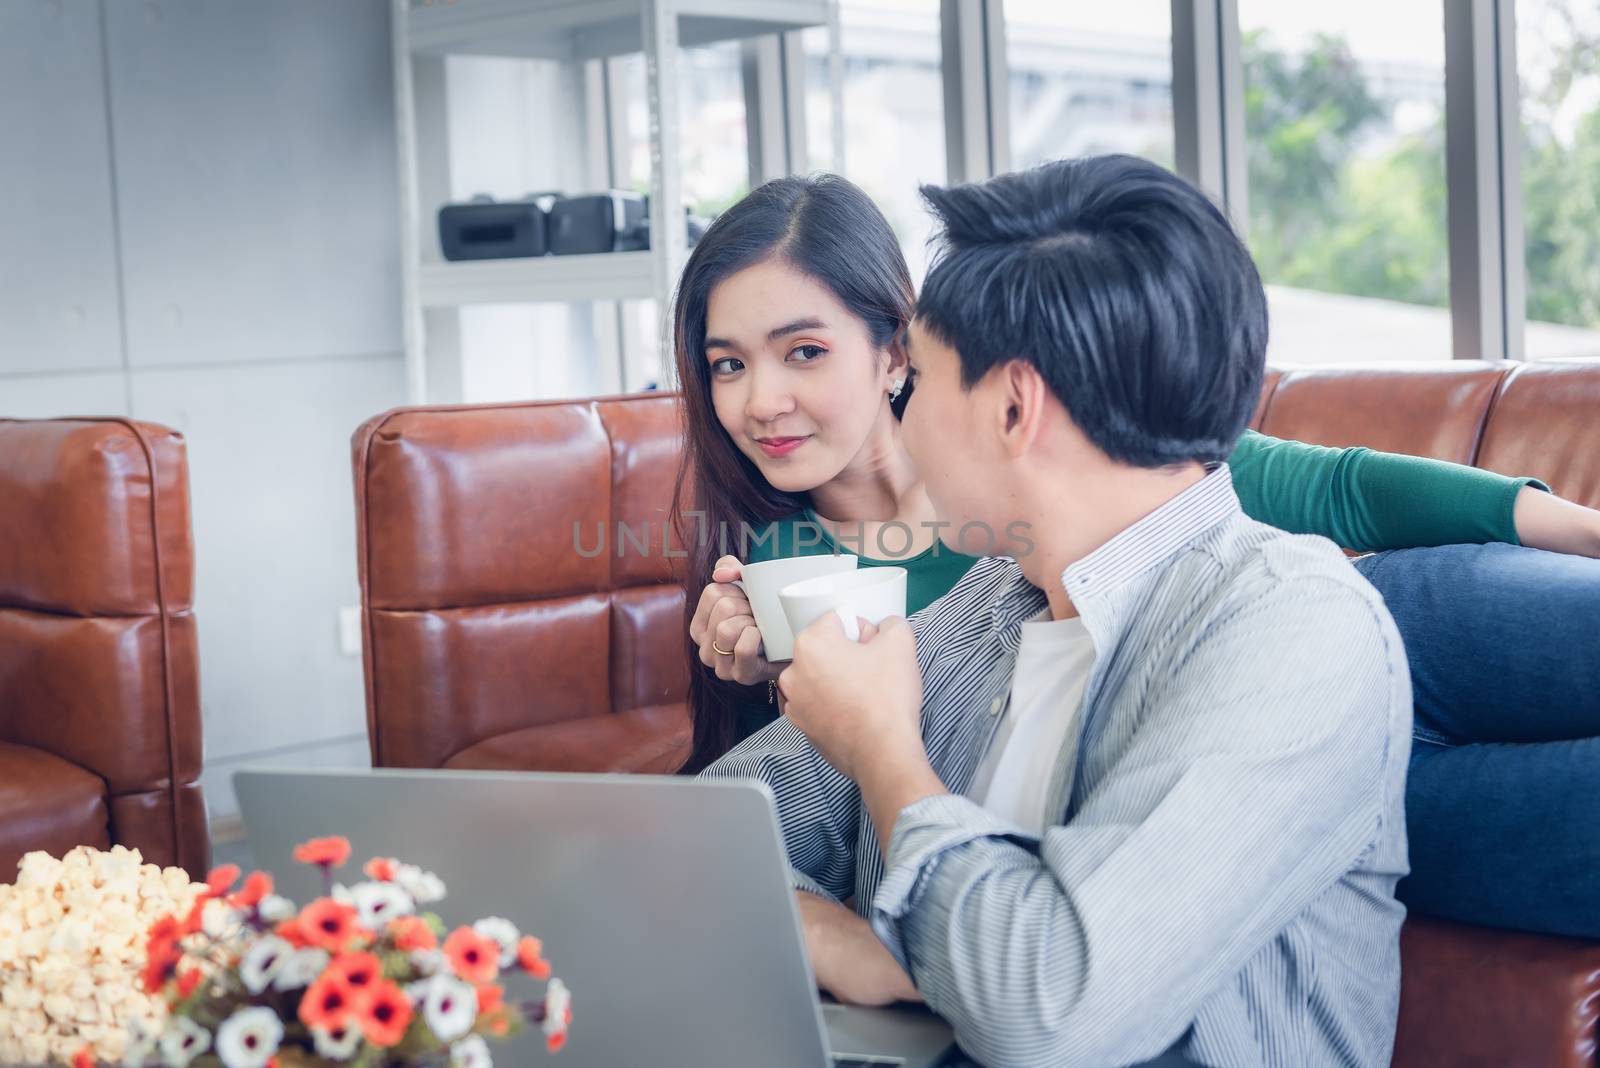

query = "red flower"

[
  {"left": 357, "top": 979, "right": 413, "bottom": 1047},
  {"left": 298, "top": 898, "right": 360, "bottom": 953},
  {"left": 387, "top": 915, "right": 436, "bottom": 952},
  {"left": 476, "top": 984, "right": 504, "bottom": 1015},
  {"left": 299, "top": 974, "right": 359, "bottom": 1032},
  {"left": 293, "top": 836, "right": 352, "bottom": 868},
  {"left": 72, "top": 1045, "right": 95, "bottom": 1068},
  {"left": 275, "top": 918, "right": 310, "bottom": 949},
  {"left": 176, "top": 967, "right": 204, "bottom": 999},
  {"left": 180, "top": 899, "right": 206, "bottom": 937},
  {"left": 230, "top": 871, "right": 274, "bottom": 910},
  {"left": 204, "top": 863, "right": 240, "bottom": 897},
  {"left": 364, "top": 857, "right": 397, "bottom": 882},
  {"left": 516, "top": 935, "right": 551, "bottom": 980},
  {"left": 443, "top": 927, "right": 500, "bottom": 985},
  {"left": 547, "top": 1031, "right": 568, "bottom": 1053},
  {"left": 142, "top": 915, "right": 181, "bottom": 994},
  {"left": 326, "top": 951, "right": 382, "bottom": 991},
  {"left": 145, "top": 914, "right": 179, "bottom": 956},
  {"left": 140, "top": 949, "right": 175, "bottom": 995}
]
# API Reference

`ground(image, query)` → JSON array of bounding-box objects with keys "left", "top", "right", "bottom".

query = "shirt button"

[{"left": 990, "top": 697, "right": 1004, "bottom": 716}]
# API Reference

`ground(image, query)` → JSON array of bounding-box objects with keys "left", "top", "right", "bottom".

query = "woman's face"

[{"left": 703, "top": 258, "right": 899, "bottom": 494}]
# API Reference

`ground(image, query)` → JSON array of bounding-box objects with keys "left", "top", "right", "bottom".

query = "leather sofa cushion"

[
  {"left": 1393, "top": 914, "right": 1600, "bottom": 1068},
  {"left": 442, "top": 703, "right": 691, "bottom": 775},
  {"left": 0, "top": 741, "right": 110, "bottom": 876}
]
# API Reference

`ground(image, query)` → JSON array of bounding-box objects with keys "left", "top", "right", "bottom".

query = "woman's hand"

[
  {"left": 1514, "top": 486, "right": 1600, "bottom": 559},
  {"left": 688, "top": 555, "right": 783, "bottom": 686}
]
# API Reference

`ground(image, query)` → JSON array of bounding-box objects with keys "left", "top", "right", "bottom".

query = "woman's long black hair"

[{"left": 672, "top": 174, "right": 915, "bottom": 773}]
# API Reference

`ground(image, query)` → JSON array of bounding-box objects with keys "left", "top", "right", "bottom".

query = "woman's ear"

[{"left": 883, "top": 331, "right": 912, "bottom": 384}]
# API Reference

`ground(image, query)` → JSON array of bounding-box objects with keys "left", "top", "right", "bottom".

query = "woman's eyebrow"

[
  {"left": 706, "top": 317, "right": 828, "bottom": 352},
  {"left": 766, "top": 317, "right": 827, "bottom": 341}
]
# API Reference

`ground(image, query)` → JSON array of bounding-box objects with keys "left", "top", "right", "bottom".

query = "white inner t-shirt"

[{"left": 969, "top": 607, "right": 1098, "bottom": 836}]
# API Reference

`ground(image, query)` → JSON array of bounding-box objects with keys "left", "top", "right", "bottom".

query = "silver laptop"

[{"left": 234, "top": 768, "right": 957, "bottom": 1068}]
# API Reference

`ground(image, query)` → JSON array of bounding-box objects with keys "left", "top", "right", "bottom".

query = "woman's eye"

[
  {"left": 710, "top": 356, "right": 744, "bottom": 375},
  {"left": 790, "top": 344, "right": 827, "bottom": 362}
]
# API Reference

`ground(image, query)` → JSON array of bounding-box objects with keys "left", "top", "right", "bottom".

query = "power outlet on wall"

[{"left": 338, "top": 606, "right": 362, "bottom": 658}]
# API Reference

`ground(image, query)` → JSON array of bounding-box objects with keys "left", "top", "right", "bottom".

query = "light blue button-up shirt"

[{"left": 705, "top": 466, "right": 1412, "bottom": 1067}]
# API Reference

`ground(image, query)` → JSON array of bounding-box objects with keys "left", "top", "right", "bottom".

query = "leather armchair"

[
  {"left": 350, "top": 395, "right": 691, "bottom": 774},
  {"left": 0, "top": 418, "right": 210, "bottom": 879}
]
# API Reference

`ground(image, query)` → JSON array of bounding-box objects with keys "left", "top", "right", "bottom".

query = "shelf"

[
  {"left": 407, "top": 0, "right": 830, "bottom": 61},
  {"left": 417, "top": 251, "right": 657, "bottom": 306}
]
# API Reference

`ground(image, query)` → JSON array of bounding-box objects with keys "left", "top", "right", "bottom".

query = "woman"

[{"left": 673, "top": 172, "right": 1600, "bottom": 938}]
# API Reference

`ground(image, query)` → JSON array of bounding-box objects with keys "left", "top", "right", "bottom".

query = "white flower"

[
  {"left": 311, "top": 1023, "right": 363, "bottom": 1060},
  {"left": 238, "top": 935, "right": 292, "bottom": 995},
  {"left": 421, "top": 974, "right": 478, "bottom": 1042},
  {"left": 451, "top": 1034, "right": 492, "bottom": 1068},
  {"left": 214, "top": 1007, "right": 282, "bottom": 1068},
  {"left": 120, "top": 1032, "right": 156, "bottom": 1067},
  {"left": 257, "top": 895, "right": 296, "bottom": 923},
  {"left": 159, "top": 1016, "right": 211, "bottom": 1067},
  {"left": 393, "top": 863, "right": 446, "bottom": 904},
  {"left": 409, "top": 947, "right": 445, "bottom": 975},
  {"left": 472, "top": 917, "right": 519, "bottom": 968},
  {"left": 201, "top": 898, "right": 243, "bottom": 940},
  {"left": 542, "top": 977, "right": 571, "bottom": 1041},
  {"left": 272, "top": 947, "right": 330, "bottom": 991},
  {"left": 350, "top": 880, "right": 413, "bottom": 929}
]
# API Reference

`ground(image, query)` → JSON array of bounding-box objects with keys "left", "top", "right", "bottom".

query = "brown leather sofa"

[
  {"left": 0, "top": 418, "right": 210, "bottom": 879},
  {"left": 353, "top": 361, "right": 1600, "bottom": 1066}
]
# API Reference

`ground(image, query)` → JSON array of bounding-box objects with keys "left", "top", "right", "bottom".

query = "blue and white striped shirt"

[{"left": 704, "top": 466, "right": 1412, "bottom": 1067}]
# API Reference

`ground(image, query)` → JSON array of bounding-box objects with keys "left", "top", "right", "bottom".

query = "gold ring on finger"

[{"left": 711, "top": 641, "right": 734, "bottom": 656}]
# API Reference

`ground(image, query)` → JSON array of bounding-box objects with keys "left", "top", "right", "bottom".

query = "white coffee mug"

[
  {"left": 778, "top": 566, "right": 908, "bottom": 644},
  {"left": 732, "top": 555, "right": 858, "bottom": 662}
]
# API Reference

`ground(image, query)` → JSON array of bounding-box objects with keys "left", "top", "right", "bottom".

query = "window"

[
  {"left": 803, "top": 0, "right": 946, "bottom": 284},
  {"left": 1004, "top": 0, "right": 1174, "bottom": 172},
  {"left": 618, "top": 42, "right": 750, "bottom": 218},
  {"left": 1518, "top": 0, "right": 1600, "bottom": 358},
  {"left": 1239, "top": 1, "right": 1451, "bottom": 364}
]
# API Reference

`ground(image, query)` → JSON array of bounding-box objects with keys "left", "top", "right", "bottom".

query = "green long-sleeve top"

[{"left": 729, "top": 429, "right": 1546, "bottom": 741}]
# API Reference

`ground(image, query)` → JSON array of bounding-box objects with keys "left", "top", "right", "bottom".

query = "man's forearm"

[
  {"left": 857, "top": 751, "right": 948, "bottom": 857},
  {"left": 797, "top": 891, "right": 921, "bottom": 1005}
]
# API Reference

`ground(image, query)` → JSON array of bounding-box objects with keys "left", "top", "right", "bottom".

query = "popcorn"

[{"left": 0, "top": 845, "right": 205, "bottom": 1066}]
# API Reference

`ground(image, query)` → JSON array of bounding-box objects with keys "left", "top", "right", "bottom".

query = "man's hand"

[
  {"left": 796, "top": 891, "right": 921, "bottom": 1007},
  {"left": 777, "top": 614, "right": 924, "bottom": 782}
]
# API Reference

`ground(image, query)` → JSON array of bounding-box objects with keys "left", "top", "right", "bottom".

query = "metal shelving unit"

[{"left": 392, "top": 0, "right": 839, "bottom": 404}]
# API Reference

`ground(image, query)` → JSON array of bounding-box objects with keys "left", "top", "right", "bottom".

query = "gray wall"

[{"left": 0, "top": 0, "right": 405, "bottom": 823}]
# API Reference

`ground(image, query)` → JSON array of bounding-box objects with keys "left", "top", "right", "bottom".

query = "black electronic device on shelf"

[
  {"left": 438, "top": 190, "right": 709, "bottom": 261},
  {"left": 437, "top": 193, "right": 560, "bottom": 261},
  {"left": 547, "top": 191, "right": 649, "bottom": 255}
]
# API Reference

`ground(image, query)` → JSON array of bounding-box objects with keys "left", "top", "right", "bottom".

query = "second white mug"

[{"left": 778, "top": 566, "right": 909, "bottom": 645}]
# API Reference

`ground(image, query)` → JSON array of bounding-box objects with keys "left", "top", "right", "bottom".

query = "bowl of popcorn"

[{"left": 0, "top": 845, "right": 205, "bottom": 1067}]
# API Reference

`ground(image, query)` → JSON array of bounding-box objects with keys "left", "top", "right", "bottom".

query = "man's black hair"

[{"left": 917, "top": 155, "right": 1268, "bottom": 467}]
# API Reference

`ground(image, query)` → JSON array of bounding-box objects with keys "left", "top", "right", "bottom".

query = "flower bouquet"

[{"left": 113, "top": 836, "right": 570, "bottom": 1068}]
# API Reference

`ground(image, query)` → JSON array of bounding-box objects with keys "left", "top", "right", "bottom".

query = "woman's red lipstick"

[{"left": 755, "top": 435, "right": 810, "bottom": 457}]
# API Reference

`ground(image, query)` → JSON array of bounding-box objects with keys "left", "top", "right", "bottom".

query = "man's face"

[{"left": 899, "top": 318, "right": 1013, "bottom": 557}]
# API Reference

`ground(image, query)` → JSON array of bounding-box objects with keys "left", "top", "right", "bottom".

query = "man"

[{"left": 702, "top": 155, "right": 1411, "bottom": 1067}]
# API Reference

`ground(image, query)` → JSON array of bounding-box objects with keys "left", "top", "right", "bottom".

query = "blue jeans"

[{"left": 1353, "top": 543, "right": 1600, "bottom": 938}]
